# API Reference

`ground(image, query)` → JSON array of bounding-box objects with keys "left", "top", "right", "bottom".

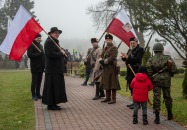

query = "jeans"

[{"left": 133, "top": 101, "right": 147, "bottom": 115}]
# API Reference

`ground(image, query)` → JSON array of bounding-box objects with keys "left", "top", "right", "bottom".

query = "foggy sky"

[{"left": 34, "top": 0, "right": 129, "bottom": 55}]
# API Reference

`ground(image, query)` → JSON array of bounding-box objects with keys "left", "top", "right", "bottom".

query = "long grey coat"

[{"left": 91, "top": 47, "right": 102, "bottom": 82}]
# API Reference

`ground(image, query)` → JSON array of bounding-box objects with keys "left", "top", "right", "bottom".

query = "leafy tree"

[
  {"left": 87, "top": 0, "right": 145, "bottom": 46},
  {"left": 0, "top": 0, "right": 35, "bottom": 43},
  {"left": 124, "top": 0, "right": 187, "bottom": 62},
  {"left": 142, "top": 46, "right": 151, "bottom": 66},
  {"left": 87, "top": 0, "right": 187, "bottom": 62}
]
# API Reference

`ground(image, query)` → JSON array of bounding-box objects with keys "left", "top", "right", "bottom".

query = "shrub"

[
  {"left": 120, "top": 70, "right": 127, "bottom": 76},
  {"left": 177, "top": 68, "right": 185, "bottom": 74},
  {"left": 78, "top": 64, "right": 86, "bottom": 77}
]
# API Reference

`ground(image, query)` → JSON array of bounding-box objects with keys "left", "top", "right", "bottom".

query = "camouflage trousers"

[{"left": 153, "top": 86, "right": 172, "bottom": 111}]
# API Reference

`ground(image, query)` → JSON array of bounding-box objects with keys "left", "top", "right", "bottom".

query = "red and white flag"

[
  {"left": 0, "top": 5, "right": 43, "bottom": 61},
  {"left": 106, "top": 9, "right": 137, "bottom": 47}
]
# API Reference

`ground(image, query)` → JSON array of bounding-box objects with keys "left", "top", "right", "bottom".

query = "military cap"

[
  {"left": 91, "top": 38, "right": 98, "bottom": 43},
  {"left": 105, "top": 34, "right": 113, "bottom": 40},
  {"left": 35, "top": 33, "right": 41, "bottom": 38}
]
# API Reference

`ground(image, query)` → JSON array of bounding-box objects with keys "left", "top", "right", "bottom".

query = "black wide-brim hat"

[{"left": 48, "top": 27, "right": 62, "bottom": 34}]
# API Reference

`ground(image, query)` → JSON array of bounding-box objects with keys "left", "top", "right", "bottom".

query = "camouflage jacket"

[{"left": 146, "top": 53, "right": 177, "bottom": 87}]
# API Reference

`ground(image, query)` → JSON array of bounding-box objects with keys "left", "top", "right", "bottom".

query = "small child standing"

[{"left": 130, "top": 66, "right": 153, "bottom": 125}]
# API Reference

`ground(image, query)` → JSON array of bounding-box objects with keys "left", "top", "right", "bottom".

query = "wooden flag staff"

[{"left": 43, "top": 30, "right": 67, "bottom": 57}]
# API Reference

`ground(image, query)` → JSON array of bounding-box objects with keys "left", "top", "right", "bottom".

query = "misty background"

[{"left": 0, "top": 0, "right": 180, "bottom": 59}]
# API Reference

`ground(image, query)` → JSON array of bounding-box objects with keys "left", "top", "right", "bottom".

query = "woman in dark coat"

[{"left": 42, "top": 27, "right": 67, "bottom": 110}]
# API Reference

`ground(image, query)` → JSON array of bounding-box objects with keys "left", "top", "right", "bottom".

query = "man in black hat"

[
  {"left": 42, "top": 27, "right": 67, "bottom": 110},
  {"left": 121, "top": 37, "right": 144, "bottom": 109},
  {"left": 27, "top": 33, "right": 45, "bottom": 100},
  {"left": 99, "top": 33, "right": 121, "bottom": 104}
]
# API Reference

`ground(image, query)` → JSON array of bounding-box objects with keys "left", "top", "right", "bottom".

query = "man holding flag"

[{"left": 106, "top": 8, "right": 144, "bottom": 108}]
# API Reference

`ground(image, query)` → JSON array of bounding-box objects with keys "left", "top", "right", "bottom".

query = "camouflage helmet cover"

[{"left": 153, "top": 43, "right": 164, "bottom": 51}]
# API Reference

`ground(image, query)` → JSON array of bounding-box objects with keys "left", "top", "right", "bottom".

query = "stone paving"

[{"left": 34, "top": 76, "right": 186, "bottom": 130}]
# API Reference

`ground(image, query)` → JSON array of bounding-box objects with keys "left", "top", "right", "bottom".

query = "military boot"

[
  {"left": 143, "top": 114, "right": 148, "bottom": 125},
  {"left": 133, "top": 114, "right": 138, "bottom": 124},
  {"left": 93, "top": 83, "right": 100, "bottom": 100},
  {"left": 108, "top": 89, "right": 116, "bottom": 104},
  {"left": 81, "top": 82, "right": 87, "bottom": 86},
  {"left": 99, "top": 87, "right": 105, "bottom": 98},
  {"left": 154, "top": 110, "right": 160, "bottom": 124},
  {"left": 167, "top": 109, "right": 173, "bottom": 120},
  {"left": 101, "top": 90, "right": 111, "bottom": 102}
]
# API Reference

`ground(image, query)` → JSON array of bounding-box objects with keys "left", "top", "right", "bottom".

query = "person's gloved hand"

[{"left": 99, "top": 60, "right": 105, "bottom": 66}]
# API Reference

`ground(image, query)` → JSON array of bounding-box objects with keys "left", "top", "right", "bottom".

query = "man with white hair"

[{"left": 121, "top": 37, "right": 144, "bottom": 109}]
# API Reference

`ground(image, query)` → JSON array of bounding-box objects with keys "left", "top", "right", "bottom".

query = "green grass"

[
  {"left": 118, "top": 73, "right": 187, "bottom": 126},
  {"left": 0, "top": 70, "right": 35, "bottom": 130}
]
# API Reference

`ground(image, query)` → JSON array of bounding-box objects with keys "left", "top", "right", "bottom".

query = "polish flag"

[
  {"left": 106, "top": 9, "right": 137, "bottom": 47},
  {"left": 0, "top": 5, "right": 43, "bottom": 61}
]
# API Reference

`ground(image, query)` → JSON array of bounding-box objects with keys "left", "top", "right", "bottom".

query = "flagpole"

[
  {"left": 43, "top": 30, "right": 68, "bottom": 57},
  {"left": 117, "top": 41, "right": 123, "bottom": 49},
  {"left": 32, "top": 42, "right": 41, "bottom": 52}
]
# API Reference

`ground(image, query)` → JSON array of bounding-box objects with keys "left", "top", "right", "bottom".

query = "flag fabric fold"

[
  {"left": 106, "top": 9, "right": 137, "bottom": 47},
  {"left": 0, "top": 5, "right": 43, "bottom": 61}
]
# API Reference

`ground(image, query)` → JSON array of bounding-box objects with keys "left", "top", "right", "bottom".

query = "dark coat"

[
  {"left": 122, "top": 45, "right": 144, "bottom": 82},
  {"left": 42, "top": 37, "right": 67, "bottom": 105},
  {"left": 44, "top": 37, "right": 64, "bottom": 73},
  {"left": 27, "top": 41, "right": 45, "bottom": 73},
  {"left": 100, "top": 44, "right": 121, "bottom": 90}
]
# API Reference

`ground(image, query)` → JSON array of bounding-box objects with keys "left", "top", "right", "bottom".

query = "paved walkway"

[{"left": 34, "top": 76, "right": 186, "bottom": 130}]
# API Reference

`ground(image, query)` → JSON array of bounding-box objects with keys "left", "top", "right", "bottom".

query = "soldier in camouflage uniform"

[{"left": 146, "top": 43, "right": 177, "bottom": 124}]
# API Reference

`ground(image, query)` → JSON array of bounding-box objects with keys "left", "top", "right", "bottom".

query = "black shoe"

[
  {"left": 37, "top": 95, "right": 42, "bottom": 99},
  {"left": 32, "top": 96, "right": 38, "bottom": 101},
  {"left": 81, "top": 83, "right": 87, "bottom": 86},
  {"left": 167, "top": 109, "right": 173, "bottom": 120},
  {"left": 47, "top": 105, "right": 62, "bottom": 110},
  {"left": 92, "top": 96, "right": 100, "bottom": 100},
  {"left": 54, "top": 104, "right": 61, "bottom": 108},
  {"left": 133, "top": 114, "right": 138, "bottom": 124},
  {"left": 143, "top": 114, "right": 148, "bottom": 125},
  {"left": 127, "top": 103, "right": 134, "bottom": 107},
  {"left": 154, "top": 111, "right": 160, "bottom": 124},
  {"left": 129, "top": 105, "right": 134, "bottom": 109},
  {"left": 99, "top": 94, "right": 105, "bottom": 98}
]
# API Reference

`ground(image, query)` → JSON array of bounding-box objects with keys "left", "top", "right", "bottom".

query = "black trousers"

[{"left": 31, "top": 72, "right": 43, "bottom": 97}]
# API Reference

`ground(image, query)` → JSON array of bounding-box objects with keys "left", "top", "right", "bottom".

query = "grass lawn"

[
  {"left": 118, "top": 73, "right": 187, "bottom": 127},
  {"left": 0, "top": 70, "right": 35, "bottom": 130}
]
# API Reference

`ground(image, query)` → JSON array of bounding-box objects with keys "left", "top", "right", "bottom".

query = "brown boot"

[
  {"left": 108, "top": 89, "right": 116, "bottom": 104},
  {"left": 101, "top": 90, "right": 111, "bottom": 102}
]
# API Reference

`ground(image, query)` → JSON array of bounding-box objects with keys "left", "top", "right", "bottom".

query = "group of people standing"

[
  {"left": 27, "top": 26, "right": 177, "bottom": 124},
  {"left": 27, "top": 27, "right": 67, "bottom": 110},
  {"left": 83, "top": 33, "right": 177, "bottom": 125}
]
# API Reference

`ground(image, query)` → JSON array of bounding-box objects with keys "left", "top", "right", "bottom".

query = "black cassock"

[{"left": 42, "top": 37, "right": 67, "bottom": 105}]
